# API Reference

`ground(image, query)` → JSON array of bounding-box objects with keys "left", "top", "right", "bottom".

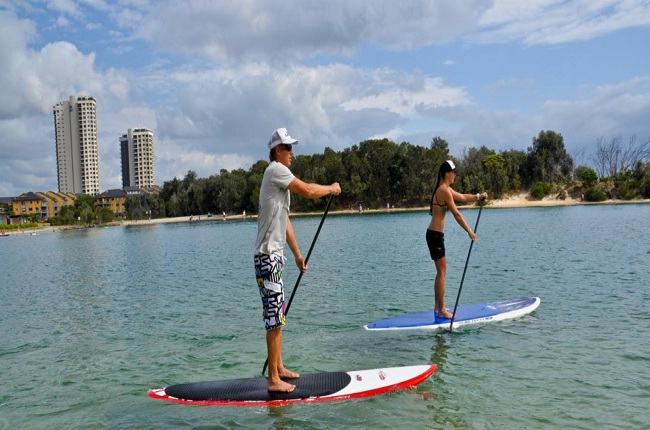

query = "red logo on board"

[
  {"left": 356, "top": 375, "right": 362, "bottom": 381},
  {"left": 378, "top": 371, "right": 386, "bottom": 380}
]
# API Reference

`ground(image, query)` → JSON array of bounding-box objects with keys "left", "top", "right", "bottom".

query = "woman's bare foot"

[
  {"left": 279, "top": 367, "right": 300, "bottom": 379},
  {"left": 267, "top": 378, "right": 296, "bottom": 393},
  {"left": 435, "top": 308, "right": 454, "bottom": 319}
]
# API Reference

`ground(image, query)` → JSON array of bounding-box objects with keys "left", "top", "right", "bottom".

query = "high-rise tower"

[
  {"left": 119, "top": 128, "right": 155, "bottom": 187},
  {"left": 53, "top": 95, "right": 100, "bottom": 195}
]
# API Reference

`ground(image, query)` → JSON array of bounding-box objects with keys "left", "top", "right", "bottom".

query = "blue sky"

[{"left": 1, "top": 0, "right": 649, "bottom": 196}]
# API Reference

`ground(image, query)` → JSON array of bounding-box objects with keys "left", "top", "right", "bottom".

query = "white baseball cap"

[{"left": 268, "top": 127, "right": 299, "bottom": 149}]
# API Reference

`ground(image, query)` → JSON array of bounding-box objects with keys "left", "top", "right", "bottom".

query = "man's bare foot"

[
  {"left": 279, "top": 368, "right": 300, "bottom": 379},
  {"left": 267, "top": 379, "right": 296, "bottom": 393}
]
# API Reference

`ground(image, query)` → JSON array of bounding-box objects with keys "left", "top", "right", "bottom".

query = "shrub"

[
  {"left": 530, "top": 182, "right": 550, "bottom": 200},
  {"left": 641, "top": 178, "right": 650, "bottom": 198},
  {"left": 0, "top": 222, "right": 39, "bottom": 231},
  {"left": 615, "top": 181, "right": 635, "bottom": 200},
  {"left": 585, "top": 187, "right": 607, "bottom": 202}
]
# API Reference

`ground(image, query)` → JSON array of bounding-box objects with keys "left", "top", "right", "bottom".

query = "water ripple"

[{"left": 1, "top": 206, "right": 649, "bottom": 428}]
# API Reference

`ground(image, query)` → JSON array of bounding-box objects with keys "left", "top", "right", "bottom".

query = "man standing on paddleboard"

[
  {"left": 427, "top": 160, "right": 487, "bottom": 319},
  {"left": 254, "top": 127, "right": 341, "bottom": 393}
]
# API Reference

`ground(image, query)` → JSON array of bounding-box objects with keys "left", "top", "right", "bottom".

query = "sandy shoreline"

[{"left": 4, "top": 192, "right": 648, "bottom": 235}]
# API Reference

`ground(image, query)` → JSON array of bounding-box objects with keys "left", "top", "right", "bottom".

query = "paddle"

[
  {"left": 449, "top": 197, "right": 485, "bottom": 332},
  {"left": 262, "top": 194, "right": 334, "bottom": 375}
]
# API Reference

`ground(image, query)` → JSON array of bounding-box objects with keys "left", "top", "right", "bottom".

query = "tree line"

[{"left": 48, "top": 130, "right": 650, "bottom": 224}]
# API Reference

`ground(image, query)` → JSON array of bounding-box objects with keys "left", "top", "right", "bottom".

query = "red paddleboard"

[{"left": 148, "top": 364, "right": 436, "bottom": 407}]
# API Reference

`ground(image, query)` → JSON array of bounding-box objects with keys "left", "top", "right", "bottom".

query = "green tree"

[
  {"left": 74, "top": 194, "right": 95, "bottom": 211},
  {"left": 243, "top": 160, "right": 268, "bottom": 213},
  {"left": 73, "top": 194, "right": 96, "bottom": 224},
  {"left": 125, "top": 195, "right": 144, "bottom": 220},
  {"left": 482, "top": 153, "right": 508, "bottom": 199},
  {"left": 340, "top": 145, "right": 370, "bottom": 208},
  {"left": 401, "top": 143, "right": 438, "bottom": 206},
  {"left": 144, "top": 193, "right": 164, "bottom": 219},
  {"left": 424, "top": 136, "right": 452, "bottom": 197},
  {"left": 187, "top": 178, "right": 205, "bottom": 215},
  {"left": 580, "top": 168, "right": 598, "bottom": 187},
  {"left": 322, "top": 147, "right": 346, "bottom": 185},
  {"left": 95, "top": 207, "right": 115, "bottom": 224},
  {"left": 523, "top": 130, "right": 573, "bottom": 186},
  {"left": 458, "top": 146, "right": 492, "bottom": 194},
  {"left": 501, "top": 149, "right": 526, "bottom": 193},
  {"left": 168, "top": 194, "right": 182, "bottom": 217},
  {"left": 357, "top": 139, "right": 397, "bottom": 207},
  {"left": 218, "top": 168, "right": 248, "bottom": 213},
  {"left": 51, "top": 205, "right": 76, "bottom": 225}
]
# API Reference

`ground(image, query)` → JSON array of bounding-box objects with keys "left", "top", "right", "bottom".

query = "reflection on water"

[{"left": 430, "top": 332, "right": 449, "bottom": 370}]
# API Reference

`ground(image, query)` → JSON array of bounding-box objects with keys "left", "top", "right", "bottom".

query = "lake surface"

[{"left": 1, "top": 204, "right": 649, "bottom": 429}]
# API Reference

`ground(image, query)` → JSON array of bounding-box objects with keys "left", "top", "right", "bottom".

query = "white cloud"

[
  {"left": 131, "top": 1, "right": 488, "bottom": 62},
  {"left": 342, "top": 74, "right": 471, "bottom": 116},
  {"left": 142, "top": 62, "right": 471, "bottom": 163},
  {"left": 1, "top": 1, "right": 650, "bottom": 197},
  {"left": 0, "top": 10, "right": 131, "bottom": 193},
  {"left": 541, "top": 77, "right": 650, "bottom": 147},
  {"left": 46, "top": 0, "right": 82, "bottom": 18},
  {"left": 156, "top": 139, "right": 257, "bottom": 184},
  {"left": 0, "top": 11, "right": 129, "bottom": 118},
  {"left": 477, "top": 0, "right": 650, "bottom": 45}
]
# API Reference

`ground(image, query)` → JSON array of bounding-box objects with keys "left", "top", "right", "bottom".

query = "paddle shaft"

[
  {"left": 449, "top": 198, "right": 485, "bottom": 332},
  {"left": 262, "top": 195, "right": 334, "bottom": 375}
]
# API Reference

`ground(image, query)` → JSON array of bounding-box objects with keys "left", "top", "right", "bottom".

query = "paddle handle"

[{"left": 449, "top": 198, "right": 485, "bottom": 331}]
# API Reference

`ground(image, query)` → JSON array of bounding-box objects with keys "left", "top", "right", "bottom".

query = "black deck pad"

[{"left": 164, "top": 371, "right": 352, "bottom": 402}]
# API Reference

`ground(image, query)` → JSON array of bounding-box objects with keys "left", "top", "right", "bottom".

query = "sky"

[{"left": 1, "top": 0, "right": 649, "bottom": 197}]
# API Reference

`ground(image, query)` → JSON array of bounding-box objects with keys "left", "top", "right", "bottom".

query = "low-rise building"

[
  {"left": 96, "top": 189, "right": 127, "bottom": 217},
  {"left": 8, "top": 186, "right": 159, "bottom": 220},
  {"left": 12, "top": 191, "right": 78, "bottom": 220},
  {"left": 12, "top": 192, "right": 46, "bottom": 218}
]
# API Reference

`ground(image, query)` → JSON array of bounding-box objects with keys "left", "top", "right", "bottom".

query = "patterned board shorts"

[{"left": 254, "top": 253, "right": 286, "bottom": 331}]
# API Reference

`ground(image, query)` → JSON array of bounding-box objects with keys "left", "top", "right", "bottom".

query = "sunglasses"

[{"left": 278, "top": 144, "right": 293, "bottom": 152}]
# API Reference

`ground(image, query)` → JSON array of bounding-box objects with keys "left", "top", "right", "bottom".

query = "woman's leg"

[{"left": 434, "top": 256, "right": 453, "bottom": 318}]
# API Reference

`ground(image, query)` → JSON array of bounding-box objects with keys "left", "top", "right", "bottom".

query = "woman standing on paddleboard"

[{"left": 427, "top": 160, "right": 487, "bottom": 319}]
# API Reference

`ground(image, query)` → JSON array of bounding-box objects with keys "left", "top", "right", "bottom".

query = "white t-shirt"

[{"left": 254, "top": 161, "right": 295, "bottom": 256}]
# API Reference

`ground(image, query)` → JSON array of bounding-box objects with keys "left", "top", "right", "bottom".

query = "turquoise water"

[{"left": 1, "top": 205, "right": 649, "bottom": 429}]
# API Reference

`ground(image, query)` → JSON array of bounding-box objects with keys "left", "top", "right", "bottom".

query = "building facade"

[
  {"left": 119, "top": 128, "right": 155, "bottom": 188},
  {"left": 53, "top": 95, "right": 101, "bottom": 195},
  {"left": 12, "top": 191, "right": 77, "bottom": 220},
  {"left": 96, "top": 189, "right": 127, "bottom": 217},
  {"left": 12, "top": 192, "right": 45, "bottom": 218}
]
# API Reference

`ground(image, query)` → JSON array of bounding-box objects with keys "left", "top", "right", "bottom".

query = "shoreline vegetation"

[
  {"left": 11, "top": 133, "right": 647, "bottom": 231},
  {"left": 3, "top": 192, "right": 649, "bottom": 236}
]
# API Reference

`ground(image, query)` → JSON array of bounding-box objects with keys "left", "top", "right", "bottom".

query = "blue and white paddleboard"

[{"left": 364, "top": 297, "right": 540, "bottom": 331}]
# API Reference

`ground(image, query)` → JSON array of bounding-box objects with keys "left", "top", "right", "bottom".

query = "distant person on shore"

[
  {"left": 254, "top": 127, "right": 341, "bottom": 393},
  {"left": 426, "top": 160, "right": 487, "bottom": 319}
]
